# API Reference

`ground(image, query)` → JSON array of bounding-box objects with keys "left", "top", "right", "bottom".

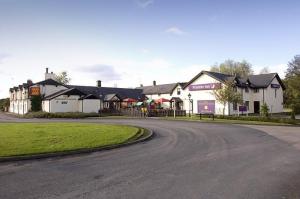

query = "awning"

[
  {"left": 136, "top": 102, "right": 143, "bottom": 106},
  {"left": 123, "top": 98, "right": 137, "bottom": 103},
  {"left": 170, "top": 97, "right": 183, "bottom": 102},
  {"left": 146, "top": 99, "right": 154, "bottom": 103},
  {"left": 155, "top": 98, "right": 170, "bottom": 103}
]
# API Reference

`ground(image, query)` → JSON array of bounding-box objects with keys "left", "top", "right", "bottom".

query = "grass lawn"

[{"left": 0, "top": 123, "right": 139, "bottom": 157}]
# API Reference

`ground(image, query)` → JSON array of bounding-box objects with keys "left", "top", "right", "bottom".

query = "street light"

[{"left": 188, "top": 93, "right": 192, "bottom": 117}]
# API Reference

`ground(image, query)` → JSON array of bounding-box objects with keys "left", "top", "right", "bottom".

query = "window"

[
  {"left": 253, "top": 88, "right": 259, "bottom": 93},
  {"left": 177, "top": 88, "right": 181, "bottom": 95},
  {"left": 275, "top": 89, "right": 277, "bottom": 98},
  {"left": 245, "top": 87, "right": 249, "bottom": 93},
  {"left": 233, "top": 102, "right": 238, "bottom": 110},
  {"left": 245, "top": 101, "right": 249, "bottom": 110}
]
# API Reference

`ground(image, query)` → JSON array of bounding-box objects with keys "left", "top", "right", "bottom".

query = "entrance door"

[{"left": 254, "top": 101, "right": 260, "bottom": 114}]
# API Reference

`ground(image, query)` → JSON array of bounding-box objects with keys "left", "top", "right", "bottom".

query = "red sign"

[{"left": 29, "top": 87, "right": 40, "bottom": 96}]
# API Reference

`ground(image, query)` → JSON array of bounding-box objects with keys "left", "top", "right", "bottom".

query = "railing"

[{"left": 120, "top": 108, "right": 186, "bottom": 117}]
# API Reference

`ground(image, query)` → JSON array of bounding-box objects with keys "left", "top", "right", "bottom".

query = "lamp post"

[{"left": 188, "top": 93, "right": 192, "bottom": 117}]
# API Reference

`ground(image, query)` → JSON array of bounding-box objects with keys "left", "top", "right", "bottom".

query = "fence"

[{"left": 120, "top": 108, "right": 186, "bottom": 117}]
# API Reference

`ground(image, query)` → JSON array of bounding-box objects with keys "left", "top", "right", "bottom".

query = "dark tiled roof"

[
  {"left": 247, "top": 73, "right": 277, "bottom": 88},
  {"left": 33, "top": 79, "right": 65, "bottom": 87},
  {"left": 44, "top": 88, "right": 86, "bottom": 100},
  {"left": 137, "top": 83, "right": 178, "bottom": 95},
  {"left": 67, "top": 85, "right": 145, "bottom": 100},
  {"left": 184, "top": 70, "right": 285, "bottom": 89}
]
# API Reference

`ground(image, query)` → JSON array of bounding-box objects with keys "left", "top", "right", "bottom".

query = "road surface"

[{"left": 1, "top": 115, "right": 300, "bottom": 198}]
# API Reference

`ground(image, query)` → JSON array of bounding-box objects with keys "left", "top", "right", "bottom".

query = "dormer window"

[{"left": 177, "top": 88, "right": 181, "bottom": 95}]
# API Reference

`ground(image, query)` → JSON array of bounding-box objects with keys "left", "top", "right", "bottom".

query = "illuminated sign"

[
  {"left": 29, "top": 87, "right": 40, "bottom": 96},
  {"left": 189, "top": 83, "right": 221, "bottom": 91}
]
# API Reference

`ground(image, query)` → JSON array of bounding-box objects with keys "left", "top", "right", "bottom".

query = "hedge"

[
  {"left": 23, "top": 112, "right": 100, "bottom": 119},
  {"left": 196, "top": 114, "right": 298, "bottom": 125}
]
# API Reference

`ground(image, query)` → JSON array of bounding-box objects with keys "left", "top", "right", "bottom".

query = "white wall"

[
  {"left": 79, "top": 99, "right": 101, "bottom": 113},
  {"left": 264, "top": 78, "right": 284, "bottom": 113},
  {"left": 48, "top": 95, "right": 80, "bottom": 113},
  {"left": 183, "top": 74, "right": 230, "bottom": 115}
]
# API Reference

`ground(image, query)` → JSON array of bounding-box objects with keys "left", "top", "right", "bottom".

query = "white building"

[
  {"left": 138, "top": 71, "right": 285, "bottom": 115},
  {"left": 9, "top": 68, "right": 285, "bottom": 116},
  {"left": 9, "top": 68, "right": 145, "bottom": 114}
]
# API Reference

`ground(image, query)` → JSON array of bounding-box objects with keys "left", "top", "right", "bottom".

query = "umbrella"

[
  {"left": 155, "top": 98, "right": 170, "bottom": 103},
  {"left": 123, "top": 98, "right": 137, "bottom": 103}
]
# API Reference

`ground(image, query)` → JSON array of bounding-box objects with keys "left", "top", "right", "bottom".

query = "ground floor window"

[{"left": 233, "top": 102, "right": 237, "bottom": 111}]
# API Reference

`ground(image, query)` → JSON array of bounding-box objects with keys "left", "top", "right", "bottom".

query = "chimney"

[
  {"left": 27, "top": 79, "right": 33, "bottom": 86},
  {"left": 97, "top": 80, "right": 102, "bottom": 87},
  {"left": 140, "top": 84, "right": 143, "bottom": 87},
  {"left": 153, "top": 80, "right": 156, "bottom": 86},
  {"left": 45, "top": 68, "right": 56, "bottom": 80}
]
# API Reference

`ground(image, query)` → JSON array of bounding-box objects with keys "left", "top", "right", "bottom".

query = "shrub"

[
  {"left": 260, "top": 103, "right": 270, "bottom": 117},
  {"left": 24, "top": 112, "right": 100, "bottom": 119}
]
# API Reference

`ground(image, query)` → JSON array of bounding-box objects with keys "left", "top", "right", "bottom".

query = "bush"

[
  {"left": 24, "top": 112, "right": 100, "bottom": 119},
  {"left": 260, "top": 103, "right": 270, "bottom": 117},
  {"left": 194, "top": 114, "right": 298, "bottom": 125}
]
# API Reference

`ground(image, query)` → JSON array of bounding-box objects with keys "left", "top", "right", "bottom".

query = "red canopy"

[
  {"left": 155, "top": 98, "right": 170, "bottom": 103},
  {"left": 123, "top": 98, "right": 137, "bottom": 103}
]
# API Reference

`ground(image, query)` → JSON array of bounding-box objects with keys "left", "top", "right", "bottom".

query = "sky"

[{"left": 0, "top": 0, "right": 299, "bottom": 98}]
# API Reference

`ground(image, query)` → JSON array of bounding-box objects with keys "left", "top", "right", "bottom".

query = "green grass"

[{"left": 0, "top": 123, "right": 139, "bottom": 157}]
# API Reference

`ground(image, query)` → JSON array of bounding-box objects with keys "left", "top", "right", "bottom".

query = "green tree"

[
  {"left": 31, "top": 95, "right": 42, "bottom": 112},
  {"left": 211, "top": 59, "right": 254, "bottom": 78},
  {"left": 0, "top": 98, "right": 10, "bottom": 111},
  {"left": 260, "top": 103, "right": 270, "bottom": 117},
  {"left": 55, "top": 71, "right": 71, "bottom": 85},
  {"left": 212, "top": 80, "right": 243, "bottom": 115},
  {"left": 284, "top": 55, "right": 300, "bottom": 119}
]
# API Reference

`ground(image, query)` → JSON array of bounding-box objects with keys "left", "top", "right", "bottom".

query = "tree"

[
  {"left": 210, "top": 59, "right": 253, "bottom": 78},
  {"left": 212, "top": 80, "right": 243, "bottom": 115},
  {"left": 31, "top": 95, "right": 42, "bottom": 112},
  {"left": 55, "top": 71, "right": 71, "bottom": 85},
  {"left": 260, "top": 103, "right": 270, "bottom": 117},
  {"left": 284, "top": 55, "right": 300, "bottom": 119},
  {"left": 259, "top": 67, "right": 270, "bottom": 74},
  {"left": 0, "top": 98, "right": 9, "bottom": 111}
]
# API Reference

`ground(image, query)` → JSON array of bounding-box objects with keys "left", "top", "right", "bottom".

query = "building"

[
  {"left": 138, "top": 71, "right": 285, "bottom": 115},
  {"left": 9, "top": 68, "right": 285, "bottom": 115},
  {"left": 9, "top": 68, "right": 145, "bottom": 114}
]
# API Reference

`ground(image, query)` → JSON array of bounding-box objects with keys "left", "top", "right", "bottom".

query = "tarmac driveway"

[{"left": 0, "top": 114, "right": 300, "bottom": 199}]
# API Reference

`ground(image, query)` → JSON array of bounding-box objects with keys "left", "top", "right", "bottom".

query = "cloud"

[
  {"left": 77, "top": 64, "right": 121, "bottom": 81},
  {"left": 165, "top": 26, "right": 186, "bottom": 35},
  {"left": 141, "top": 48, "right": 150, "bottom": 54},
  {"left": 255, "top": 64, "right": 286, "bottom": 78},
  {"left": 135, "top": 0, "right": 154, "bottom": 8},
  {"left": 0, "top": 53, "right": 10, "bottom": 64}
]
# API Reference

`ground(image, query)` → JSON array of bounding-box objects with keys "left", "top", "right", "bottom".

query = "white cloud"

[
  {"left": 141, "top": 48, "right": 150, "bottom": 54},
  {"left": 0, "top": 53, "right": 10, "bottom": 64},
  {"left": 135, "top": 0, "right": 154, "bottom": 8},
  {"left": 165, "top": 26, "right": 186, "bottom": 35},
  {"left": 255, "top": 64, "right": 286, "bottom": 78}
]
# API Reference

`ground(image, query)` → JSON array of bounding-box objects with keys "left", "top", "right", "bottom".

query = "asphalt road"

[{"left": 1, "top": 116, "right": 300, "bottom": 199}]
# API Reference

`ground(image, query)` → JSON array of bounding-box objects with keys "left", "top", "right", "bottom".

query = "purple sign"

[
  {"left": 239, "top": 106, "right": 247, "bottom": 112},
  {"left": 271, "top": 84, "right": 280, "bottom": 88},
  {"left": 198, "top": 100, "right": 215, "bottom": 113},
  {"left": 189, "top": 83, "right": 221, "bottom": 91}
]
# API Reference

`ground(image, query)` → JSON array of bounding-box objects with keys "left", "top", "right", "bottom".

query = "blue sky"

[{"left": 0, "top": 0, "right": 299, "bottom": 97}]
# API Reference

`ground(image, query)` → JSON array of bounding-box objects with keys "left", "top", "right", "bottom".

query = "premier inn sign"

[{"left": 189, "top": 83, "right": 221, "bottom": 91}]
